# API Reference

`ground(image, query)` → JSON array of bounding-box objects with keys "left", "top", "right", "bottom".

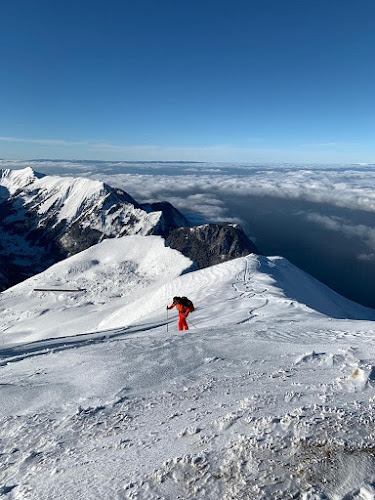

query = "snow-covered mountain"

[
  {"left": 2, "top": 235, "right": 374, "bottom": 345},
  {"left": 2, "top": 237, "right": 375, "bottom": 498},
  {"left": 0, "top": 167, "right": 188, "bottom": 290}
]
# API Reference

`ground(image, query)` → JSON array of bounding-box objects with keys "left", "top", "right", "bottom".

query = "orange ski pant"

[{"left": 178, "top": 313, "right": 189, "bottom": 331}]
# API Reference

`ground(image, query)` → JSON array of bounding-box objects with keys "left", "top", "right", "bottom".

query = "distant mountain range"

[{"left": 0, "top": 167, "right": 258, "bottom": 290}]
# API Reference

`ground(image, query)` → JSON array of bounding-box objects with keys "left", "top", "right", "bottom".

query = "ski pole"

[{"left": 166, "top": 307, "right": 169, "bottom": 333}]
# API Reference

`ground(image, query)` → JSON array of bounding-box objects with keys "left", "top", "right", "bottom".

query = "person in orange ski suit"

[{"left": 167, "top": 296, "right": 190, "bottom": 331}]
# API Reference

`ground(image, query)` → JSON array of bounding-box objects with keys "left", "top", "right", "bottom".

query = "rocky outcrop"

[{"left": 166, "top": 223, "right": 259, "bottom": 269}]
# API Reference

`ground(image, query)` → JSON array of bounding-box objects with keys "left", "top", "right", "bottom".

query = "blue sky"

[{"left": 1, "top": 0, "right": 374, "bottom": 162}]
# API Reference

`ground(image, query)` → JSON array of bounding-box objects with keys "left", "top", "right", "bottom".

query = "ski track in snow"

[
  {"left": 1, "top": 236, "right": 375, "bottom": 499},
  {"left": 231, "top": 258, "right": 270, "bottom": 324}
]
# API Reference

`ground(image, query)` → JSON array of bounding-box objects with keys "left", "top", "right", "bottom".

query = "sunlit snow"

[{"left": 1, "top": 236, "right": 375, "bottom": 499}]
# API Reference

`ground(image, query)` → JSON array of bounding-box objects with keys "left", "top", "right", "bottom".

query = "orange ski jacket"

[{"left": 167, "top": 303, "right": 191, "bottom": 317}]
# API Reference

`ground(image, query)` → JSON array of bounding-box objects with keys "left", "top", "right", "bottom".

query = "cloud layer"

[
  {"left": 1, "top": 159, "right": 374, "bottom": 247},
  {"left": 84, "top": 165, "right": 375, "bottom": 220}
]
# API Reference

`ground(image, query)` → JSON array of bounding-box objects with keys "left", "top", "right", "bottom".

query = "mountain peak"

[{"left": 0, "top": 166, "right": 44, "bottom": 195}]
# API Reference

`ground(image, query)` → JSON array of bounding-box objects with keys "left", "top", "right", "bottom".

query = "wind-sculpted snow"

[
  {"left": 1, "top": 321, "right": 375, "bottom": 499},
  {"left": 1, "top": 236, "right": 375, "bottom": 499}
]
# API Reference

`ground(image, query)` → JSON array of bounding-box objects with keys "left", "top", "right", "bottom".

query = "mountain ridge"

[{"left": 1, "top": 235, "right": 374, "bottom": 345}]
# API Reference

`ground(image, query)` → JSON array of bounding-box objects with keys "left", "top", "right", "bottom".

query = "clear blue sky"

[{"left": 1, "top": 0, "right": 374, "bottom": 162}]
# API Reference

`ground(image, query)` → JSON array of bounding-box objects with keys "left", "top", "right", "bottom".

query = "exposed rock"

[{"left": 166, "top": 223, "right": 259, "bottom": 269}]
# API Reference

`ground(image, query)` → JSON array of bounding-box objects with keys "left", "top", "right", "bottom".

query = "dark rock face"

[{"left": 166, "top": 223, "right": 259, "bottom": 269}]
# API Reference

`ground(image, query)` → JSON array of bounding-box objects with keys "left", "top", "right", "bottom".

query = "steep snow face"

[
  {"left": 0, "top": 167, "right": 161, "bottom": 236},
  {"left": 1, "top": 236, "right": 375, "bottom": 499},
  {"left": 99, "top": 249, "right": 375, "bottom": 331},
  {"left": 0, "top": 167, "right": 39, "bottom": 195}
]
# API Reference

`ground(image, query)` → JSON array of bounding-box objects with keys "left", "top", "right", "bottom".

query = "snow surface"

[
  {"left": 1, "top": 236, "right": 375, "bottom": 499},
  {"left": 0, "top": 167, "right": 163, "bottom": 238},
  {"left": 0, "top": 167, "right": 38, "bottom": 196}
]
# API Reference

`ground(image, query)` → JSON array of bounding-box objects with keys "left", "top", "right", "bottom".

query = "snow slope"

[
  {"left": 0, "top": 236, "right": 194, "bottom": 343},
  {"left": 1, "top": 236, "right": 375, "bottom": 499}
]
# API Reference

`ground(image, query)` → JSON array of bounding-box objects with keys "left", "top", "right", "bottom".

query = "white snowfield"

[{"left": 1, "top": 236, "right": 375, "bottom": 500}]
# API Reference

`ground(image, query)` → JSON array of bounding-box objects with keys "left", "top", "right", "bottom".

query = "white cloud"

[
  {"left": 89, "top": 167, "right": 375, "bottom": 215},
  {"left": 97, "top": 167, "right": 375, "bottom": 248}
]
